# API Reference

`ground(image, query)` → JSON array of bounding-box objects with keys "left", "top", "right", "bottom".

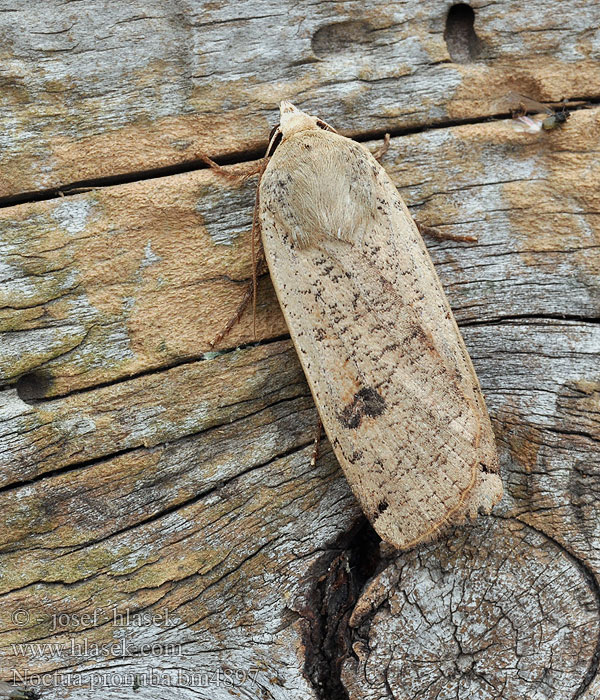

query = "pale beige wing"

[
  {"left": 368, "top": 149, "right": 502, "bottom": 518},
  {"left": 260, "top": 127, "right": 501, "bottom": 549}
]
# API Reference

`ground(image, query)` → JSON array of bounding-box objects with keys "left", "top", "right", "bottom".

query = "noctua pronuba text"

[{"left": 253, "top": 102, "right": 503, "bottom": 550}]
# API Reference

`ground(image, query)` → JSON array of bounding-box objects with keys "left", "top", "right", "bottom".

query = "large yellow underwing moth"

[{"left": 257, "top": 102, "right": 503, "bottom": 550}]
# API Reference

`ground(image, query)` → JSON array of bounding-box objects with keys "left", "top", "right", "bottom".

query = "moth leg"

[
  {"left": 209, "top": 250, "right": 268, "bottom": 348},
  {"left": 371, "top": 133, "right": 391, "bottom": 163},
  {"left": 415, "top": 220, "right": 477, "bottom": 243},
  {"left": 310, "top": 416, "right": 323, "bottom": 467},
  {"left": 58, "top": 186, "right": 99, "bottom": 196}
]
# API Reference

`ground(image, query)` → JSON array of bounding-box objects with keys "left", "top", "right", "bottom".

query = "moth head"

[
  {"left": 278, "top": 101, "right": 317, "bottom": 135},
  {"left": 267, "top": 102, "right": 337, "bottom": 155}
]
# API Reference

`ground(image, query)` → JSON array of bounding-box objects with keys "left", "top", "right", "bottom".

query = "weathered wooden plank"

[
  {"left": 0, "top": 341, "right": 307, "bottom": 485},
  {"left": 0, "top": 320, "right": 598, "bottom": 699},
  {"left": 0, "top": 427, "right": 358, "bottom": 699},
  {"left": 1, "top": 3, "right": 600, "bottom": 698},
  {"left": 1, "top": 0, "right": 599, "bottom": 197},
  {"left": 0, "top": 168, "right": 286, "bottom": 394},
  {"left": 343, "top": 518, "right": 600, "bottom": 700},
  {"left": 2, "top": 107, "right": 599, "bottom": 399},
  {"left": 386, "top": 112, "right": 600, "bottom": 323}
]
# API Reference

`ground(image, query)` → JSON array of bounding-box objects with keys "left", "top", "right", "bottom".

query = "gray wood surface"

[{"left": 0, "top": 1, "right": 599, "bottom": 699}]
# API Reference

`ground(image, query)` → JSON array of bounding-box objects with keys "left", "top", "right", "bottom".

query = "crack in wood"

[
  {"left": 1, "top": 100, "right": 599, "bottom": 210},
  {"left": 297, "top": 523, "right": 381, "bottom": 700},
  {"left": 0, "top": 391, "right": 314, "bottom": 497}
]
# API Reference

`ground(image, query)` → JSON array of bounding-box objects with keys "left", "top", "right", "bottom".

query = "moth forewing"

[
  {"left": 497, "top": 91, "right": 554, "bottom": 116},
  {"left": 259, "top": 103, "right": 502, "bottom": 550}
]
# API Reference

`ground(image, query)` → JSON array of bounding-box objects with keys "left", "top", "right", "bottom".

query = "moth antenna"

[
  {"left": 251, "top": 159, "right": 269, "bottom": 340},
  {"left": 209, "top": 158, "right": 269, "bottom": 348},
  {"left": 209, "top": 283, "right": 254, "bottom": 349},
  {"left": 208, "top": 249, "right": 268, "bottom": 348},
  {"left": 415, "top": 221, "right": 477, "bottom": 243}
]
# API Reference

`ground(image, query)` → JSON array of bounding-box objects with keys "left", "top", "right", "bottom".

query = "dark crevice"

[
  {"left": 0, "top": 444, "right": 140, "bottom": 496},
  {"left": 444, "top": 4, "right": 483, "bottom": 63},
  {"left": 460, "top": 313, "right": 600, "bottom": 328},
  {"left": 299, "top": 521, "right": 382, "bottom": 700},
  {"left": 15, "top": 370, "right": 55, "bottom": 402},
  {"left": 543, "top": 425, "right": 600, "bottom": 445},
  {"left": 352, "top": 95, "right": 600, "bottom": 150},
  {"left": 1, "top": 98, "right": 600, "bottom": 210},
  {"left": 10, "top": 310, "right": 600, "bottom": 405},
  {"left": 0, "top": 145, "right": 266, "bottom": 210},
  {"left": 301, "top": 515, "right": 600, "bottom": 700}
]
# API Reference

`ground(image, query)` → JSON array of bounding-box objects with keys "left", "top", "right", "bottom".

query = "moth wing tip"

[
  {"left": 372, "top": 458, "right": 503, "bottom": 550},
  {"left": 463, "top": 472, "right": 504, "bottom": 519}
]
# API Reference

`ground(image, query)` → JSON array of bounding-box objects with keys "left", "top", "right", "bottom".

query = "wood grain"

[
  {"left": 1, "top": 1, "right": 599, "bottom": 198},
  {"left": 2, "top": 108, "right": 598, "bottom": 397},
  {"left": 1, "top": 2, "right": 599, "bottom": 699}
]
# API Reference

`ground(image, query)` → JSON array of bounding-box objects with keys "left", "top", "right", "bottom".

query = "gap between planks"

[{"left": 1, "top": 96, "right": 599, "bottom": 210}]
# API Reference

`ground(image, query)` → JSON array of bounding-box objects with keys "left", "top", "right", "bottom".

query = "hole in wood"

[
  {"left": 312, "top": 20, "right": 372, "bottom": 58},
  {"left": 16, "top": 370, "right": 53, "bottom": 403},
  {"left": 444, "top": 4, "right": 482, "bottom": 63}
]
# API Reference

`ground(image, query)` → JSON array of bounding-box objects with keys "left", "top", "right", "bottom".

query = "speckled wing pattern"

[{"left": 259, "top": 123, "right": 502, "bottom": 550}]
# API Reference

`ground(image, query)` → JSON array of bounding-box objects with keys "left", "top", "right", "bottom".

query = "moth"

[
  {"left": 499, "top": 91, "right": 571, "bottom": 133},
  {"left": 237, "top": 103, "right": 503, "bottom": 550}
]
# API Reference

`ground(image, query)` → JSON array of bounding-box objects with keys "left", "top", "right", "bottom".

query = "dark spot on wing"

[
  {"left": 338, "top": 387, "right": 386, "bottom": 429},
  {"left": 372, "top": 499, "right": 389, "bottom": 522},
  {"left": 349, "top": 450, "right": 363, "bottom": 463}
]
